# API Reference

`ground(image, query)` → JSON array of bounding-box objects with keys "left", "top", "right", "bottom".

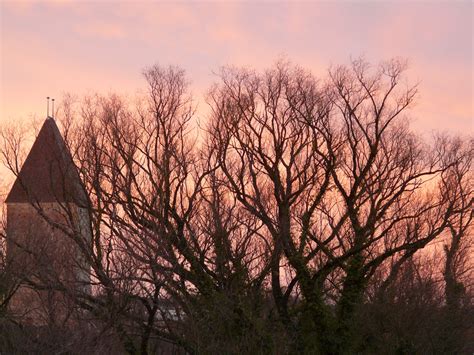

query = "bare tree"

[
  {"left": 0, "top": 59, "right": 472, "bottom": 354},
  {"left": 438, "top": 135, "right": 473, "bottom": 309},
  {"left": 207, "top": 59, "right": 470, "bottom": 353},
  {"left": 56, "top": 65, "right": 275, "bottom": 353}
]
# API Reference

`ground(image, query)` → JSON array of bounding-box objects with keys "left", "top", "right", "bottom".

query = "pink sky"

[{"left": 0, "top": 1, "right": 472, "bottom": 134}]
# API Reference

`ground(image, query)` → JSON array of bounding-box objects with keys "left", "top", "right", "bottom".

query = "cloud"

[
  {"left": 74, "top": 22, "right": 126, "bottom": 40},
  {"left": 1, "top": 2, "right": 471, "bottom": 134}
]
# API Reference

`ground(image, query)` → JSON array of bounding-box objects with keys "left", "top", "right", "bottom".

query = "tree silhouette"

[{"left": 0, "top": 59, "right": 472, "bottom": 354}]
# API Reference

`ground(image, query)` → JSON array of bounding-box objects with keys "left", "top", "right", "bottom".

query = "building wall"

[{"left": 7, "top": 202, "right": 91, "bottom": 325}]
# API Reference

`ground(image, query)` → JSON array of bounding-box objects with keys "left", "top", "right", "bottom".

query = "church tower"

[{"left": 5, "top": 116, "right": 91, "bottom": 324}]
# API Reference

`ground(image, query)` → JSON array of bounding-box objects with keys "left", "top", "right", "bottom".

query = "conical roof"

[{"left": 5, "top": 117, "right": 88, "bottom": 205}]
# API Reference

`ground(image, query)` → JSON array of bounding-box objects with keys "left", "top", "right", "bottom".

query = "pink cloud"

[
  {"left": 74, "top": 23, "right": 126, "bottom": 40},
  {"left": 0, "top": 2, "right": 471, "bottom": 136}
]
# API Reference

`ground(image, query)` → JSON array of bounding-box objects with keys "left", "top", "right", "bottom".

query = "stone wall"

[{"left": 7, "top": 202, "right": 91, "bottom": 325}]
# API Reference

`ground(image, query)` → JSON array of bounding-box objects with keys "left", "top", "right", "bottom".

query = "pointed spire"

[{"left": 5, "top": 117, "right": 87, "bottom": 205}]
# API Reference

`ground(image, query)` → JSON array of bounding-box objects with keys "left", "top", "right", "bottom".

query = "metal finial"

[
  {"left": 51, "top": 98, "right": 55, "bottom": 118},
  {"left": 46, "top": 96, "right": 50, "bottom": 117}
]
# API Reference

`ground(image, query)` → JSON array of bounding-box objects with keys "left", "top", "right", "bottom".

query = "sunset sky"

[{"left": 0, "top": 1, "right": 472, "bottom": 134}]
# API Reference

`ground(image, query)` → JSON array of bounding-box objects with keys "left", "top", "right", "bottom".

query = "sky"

[{"left": 0, "top": 0, "right": 472, "bottom": 134}]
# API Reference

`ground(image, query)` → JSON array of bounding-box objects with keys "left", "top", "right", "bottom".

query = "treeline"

[{"left": 0, "top": 59, "right": 473, "bottom": 354}]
